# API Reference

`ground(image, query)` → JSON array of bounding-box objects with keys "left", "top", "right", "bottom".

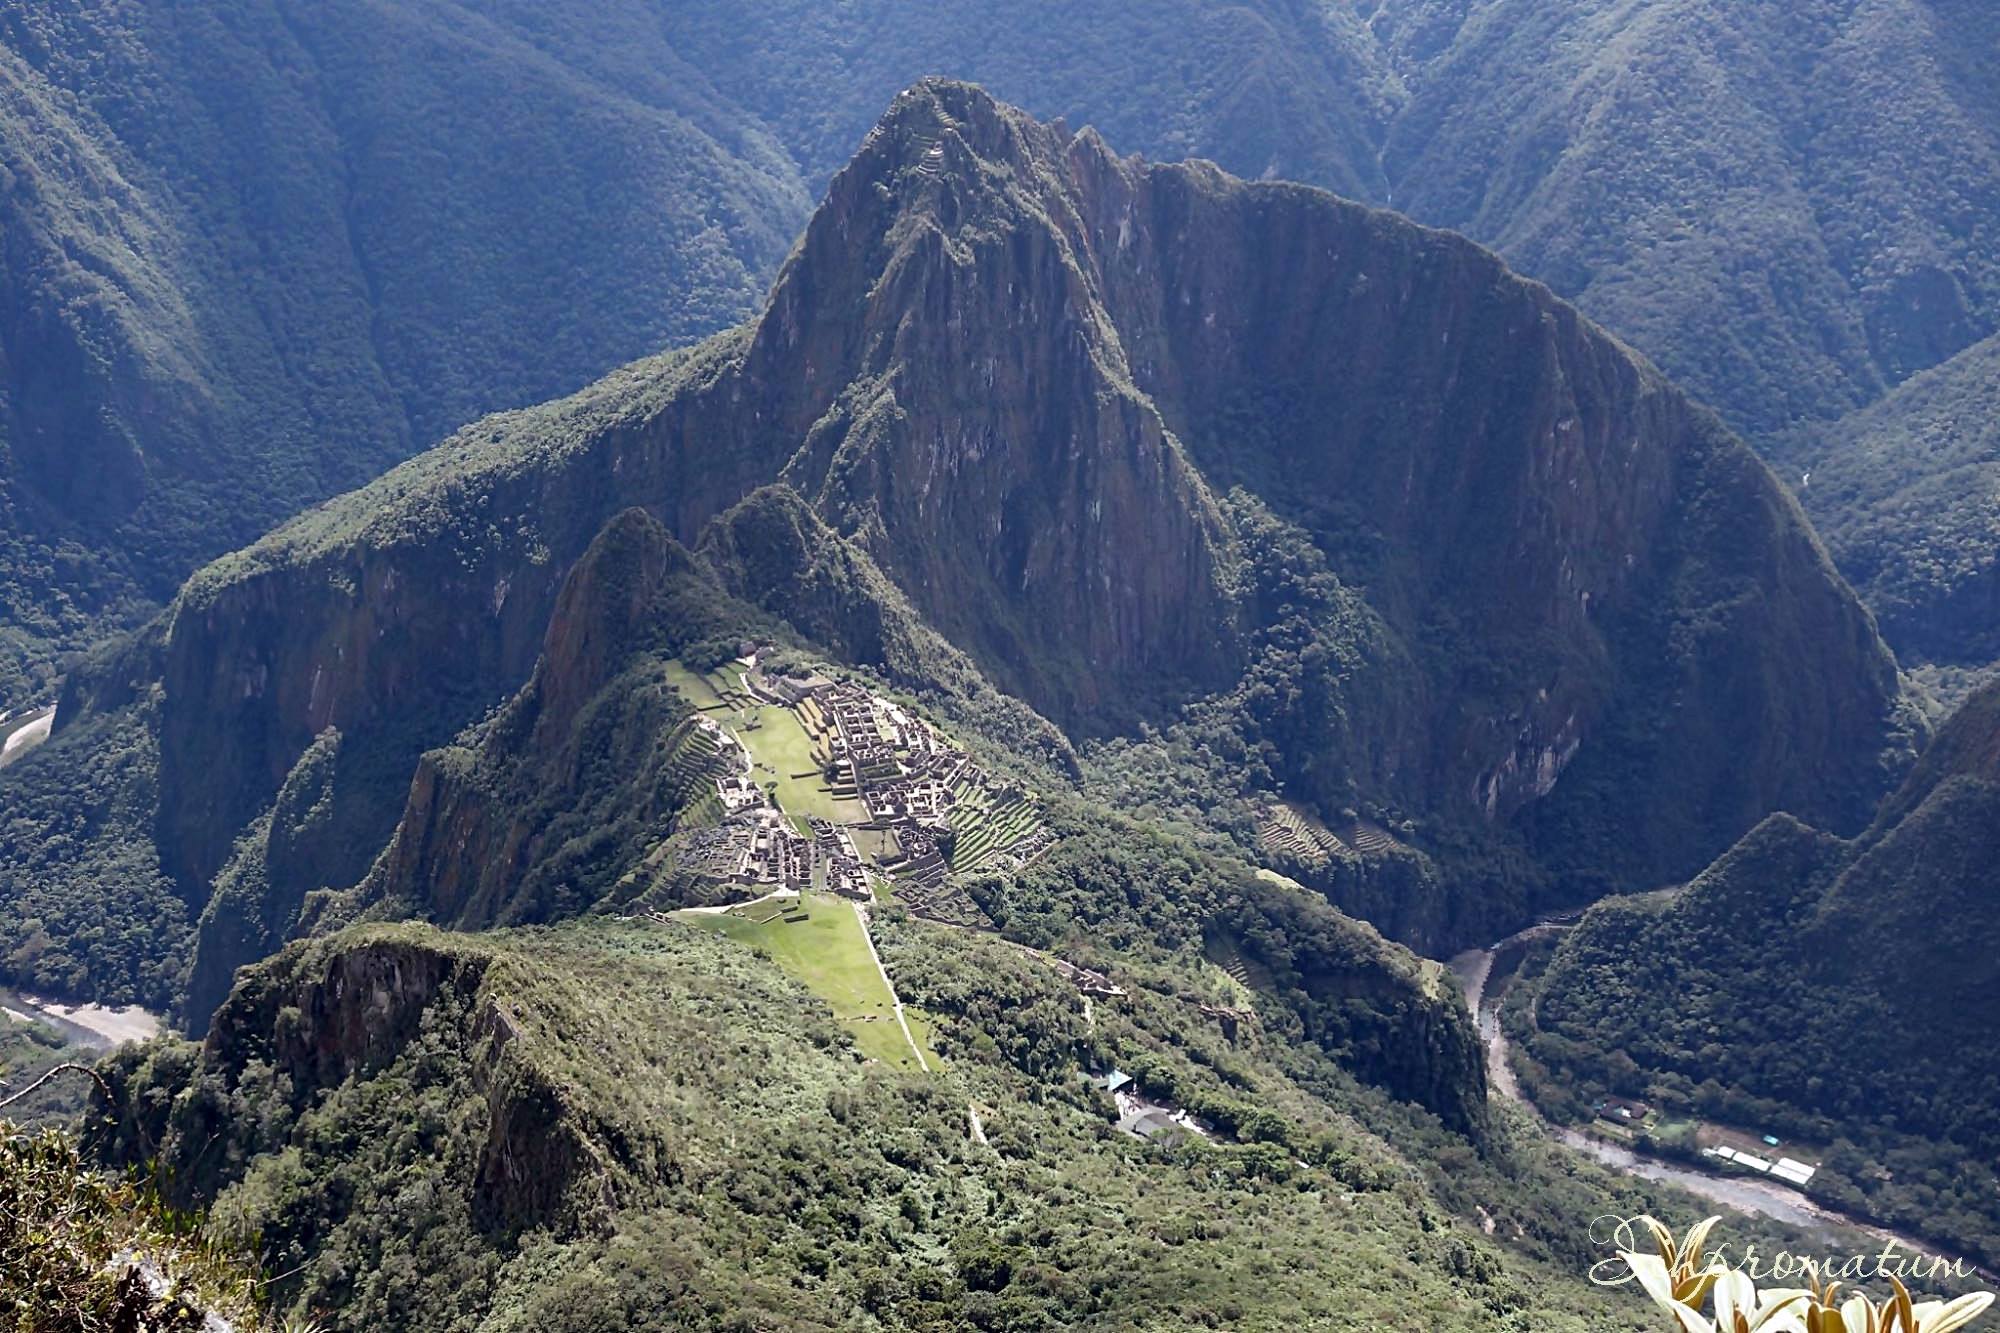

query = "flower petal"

[
  {"left": 1716, "top": 1269, "right": 1756, "bottom": 1325},
  {"left": 1623, "top": 1250, "right": 1714, "bottom": 1333},
  {"left": 1919, "top": 1292, "right": 1996, "bottom": 1333},
  {"left": 1681, "top": 1217, "right": 1724, "bottom": 1271}
]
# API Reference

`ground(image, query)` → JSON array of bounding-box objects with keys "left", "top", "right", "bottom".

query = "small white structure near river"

[{"left": 1705, "top": 1144, "right": 1817, "bottom": 1186}]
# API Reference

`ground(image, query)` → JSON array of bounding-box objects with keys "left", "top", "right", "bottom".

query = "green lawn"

[
  {"left": 707, "top": 662, "right": 755, "bottom": 705},
  {"left": 661, "top": 660, "right": 725, "bottom": 709},
  {"left": 680, "top": 896, "right": 932, "bottom": 1071},
  {"left": 850, "top": 827, "right": 902, "bottom": 862},
  {"left": 737, "top": 705, "right": 866, "bottom": 822},
  {"left": 903, "top": 1008, "right": 946, "bottom": 1070}
]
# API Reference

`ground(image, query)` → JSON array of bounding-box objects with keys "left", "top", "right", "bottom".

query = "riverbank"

[
  {"left": 1450, "top": 922, "right": 1958, "bottom": 1257},
  {"left": 0, "top": 704, "right": 54, "bottom": 769},
  {"left": 0, "top": 987, "right": 161, "bottom": 1049}
]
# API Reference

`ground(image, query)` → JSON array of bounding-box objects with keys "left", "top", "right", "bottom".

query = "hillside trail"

[{"left": 854, "top": 901, "right": 931, "bottom": 1074}]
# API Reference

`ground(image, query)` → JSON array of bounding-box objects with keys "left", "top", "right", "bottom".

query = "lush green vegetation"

[
  {"left": 65, "top": 898, "right": 1924, "bottom": 1331},
  {"left": 1512, "top": 686, "right": 2000, "bottom": 1266},
  {"left": 6, "top": 0, "right": 1994, "bottom": 700},
  {"left": 0, "top": 1116, "right": 292, "bottom": 1332},
  {"left": 0, "top": 700, "right": 189, "bottom": 1010},
  {"left": 1381, "top": 0, "right": 2000, "bottom": 439},
  {"left": 0, "top": 8, "right": 1994, "bottom": 1330},
  {"left": 0, "top": 1014, "right": 88, "bottom": 1126},
  {"left": 682, "top": 893, "right": 934, "bottom": 1071},
  {"left": 0, "top": 1, "right": 807, "bottom": 693},
  {"left": 77, "top": 917, "right": 1672, "bottom": 1332},
  {"left": 0, "top": 500, "right": 1929, "bottom": 1330},
  {"left": 736, "top": 705, "right": 866, "bottom": 823},
  {"left": 1, "top": 75, "right": 1918, "bottom": 1063},
  {"left": 1785, "top": 332, "right": 2000, "bottom": 675},
  {"left": 1081, "top": 491, "right": 1544, "bottom": 955}
]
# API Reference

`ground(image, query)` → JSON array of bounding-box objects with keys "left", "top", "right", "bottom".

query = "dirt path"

[
  {"left": 853, "top": 901, "right": 930, "bottom": 1073},
  {"left": 675, "top": 888, "right": 798, "bottom": 917}
]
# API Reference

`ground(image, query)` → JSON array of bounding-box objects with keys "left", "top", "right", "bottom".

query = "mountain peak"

[
  {"left": 823, "top": 76, "right": 1125, "bottom": 244},
  {"left": 126, "top": 86, "right": 1907, "bottom": 940},
  {"left": 857, "top": 77, "right": 1053, "bottom": 175}
]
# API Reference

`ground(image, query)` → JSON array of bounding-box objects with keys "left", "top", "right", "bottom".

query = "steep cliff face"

[
  {"left": 334, "top": 498, "right": 1482, "bottom": 1133},
  {"left": 88, "top": 82, "right": 1908, "bottom": 983},
  {"left": 696, "top": 484, "right": 1081, "bottom": 772},
  {"left": 149, "top": 344, "right": 766, "bottom": 893},
  {"left": 182, "top": 728, "right": 347, "bottom": 1028},
  {"left": 775, "top": 82, "right": 1904, "bottom": 863},
  {"left": 360, "top": 499, "right": 1080, "bottom": 931},
  {"left": 750, "top": 88, "right": 1245, "bottom": 721},
  {"left": 362, "top": 511, "right": 727, "bottom": 929},
  {"left": 103, "top": 926, "right": 667, "bottom": 1238},
  {"left": 1205, "top": 882, "right": 1485, "bottom": 1137}
]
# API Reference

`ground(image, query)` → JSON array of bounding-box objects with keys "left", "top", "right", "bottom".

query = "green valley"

[
  {"left": 5, "top": 0, "right": 1998, "bottom": 703},
  {"left": 0, "top": 20, "right": 1995, "bottom": 1330}
]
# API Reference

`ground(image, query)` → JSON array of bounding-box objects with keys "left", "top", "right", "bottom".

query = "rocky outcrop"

[
  {"left": 751, "top": 91, "right": 1245, "bottom": 721},
  {"left": 1215, "top": 884, "right": 1488, "bottom": 1138},
  {"left": 181, "top": 728, "right": 346, "bottom": 1029},
  {"left": 529, "top": 510, "right": 683, "bottom": 749},
  {"left": 361, "top": 512, "right": 720, "bottom": 929},
  {"left": 149, "top": 929, "right": 605, "bottom": 1232}
]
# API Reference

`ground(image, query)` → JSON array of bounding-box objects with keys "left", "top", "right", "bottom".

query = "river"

[
  {"left": 0, "top": 986, "right": 162, "bottom": 1049},
  {"left": 1449, "top": 922, "right": 1952, "bottom": 1253},
  {"left": 0, "top": 703, "right": 55, "bottom": 769}
]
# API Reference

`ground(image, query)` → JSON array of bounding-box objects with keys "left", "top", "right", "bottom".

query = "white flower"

[
  {"left": 1710, "top": 1268, "right": 1808, "bottom": 1333},
  {"left": 1621, "top": 1249, "right": 1718, "bottom": 1333}
]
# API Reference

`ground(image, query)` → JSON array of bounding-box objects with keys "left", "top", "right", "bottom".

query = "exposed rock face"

[
  {"left": 527, "top": 509, "right": 684, "bottom": 752},
  {"left": 749, "top": 92, "right": 1244, "bottom": 721},
  {"left": 133, "top": 931, "right": 602, "bottom": 1232},
  {"left": 181, "top": 728, "right": 347, "bottom": 1028},
  {"left": 1216, "top": 888, "right": 1488, "bottom": 1137},
  {"left": 128, "top": 80, "right": 1907, "bottom": 942},
  {"left": 363, "top": 512, "right": 717, "bottom": 929}
]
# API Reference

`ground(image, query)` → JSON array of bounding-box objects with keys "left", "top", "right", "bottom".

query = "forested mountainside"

[
  {"left": 1372, "top": 0, "right": 2000, "bottom": 438},
  {"left": 0, "top": 84, "right": 1912, "bottom": 1026},
  {"left": 0, "top": 0, "right": 805, "bottom": 700},
  {"left": 77, "top": 913, "right": 1690, "bottom": 1332},
  {"left": 1781, "top": 332, "right": 2000, "bottom": 683},
  {"left": 4, "top": 0, "right": 1994, "bottom": 700},
  {"left": 1517, "top": 680, "right": 2000, "bottom": 1266}
]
